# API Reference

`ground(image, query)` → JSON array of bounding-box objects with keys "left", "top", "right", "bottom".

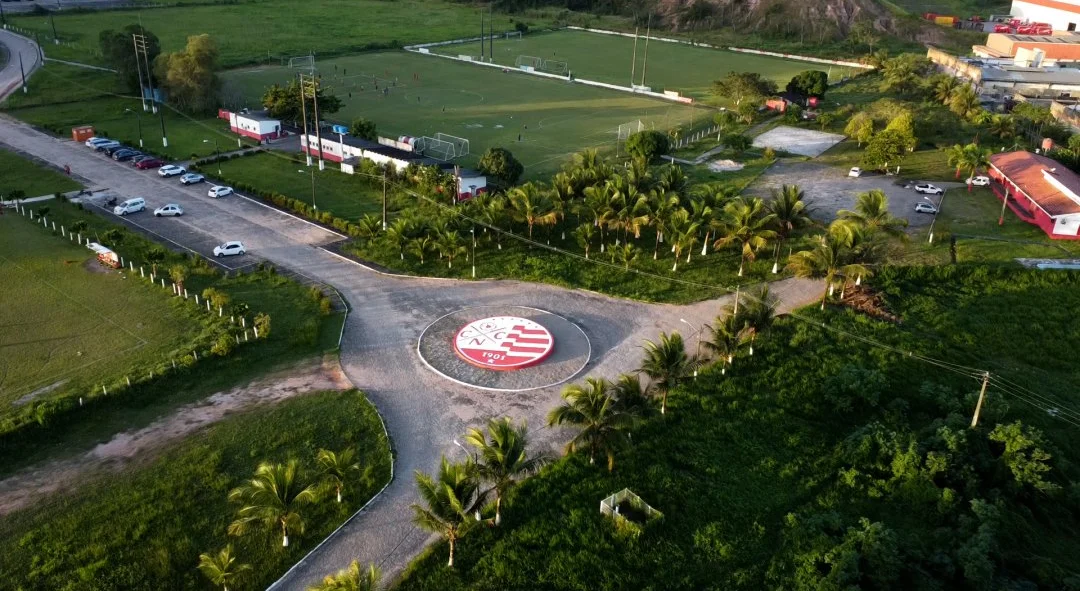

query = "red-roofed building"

[{"left": 988, "top": 150, "right": 1080, "bottom": 238}]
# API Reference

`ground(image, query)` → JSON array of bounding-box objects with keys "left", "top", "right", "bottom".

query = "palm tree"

[
  {"left": 169, "top": 264, "right": 188, "bottom": 294},
  {"left": 316, "top": 448, "right": 361, "bottom": 504},
  {"left": 435, "top": 230, "right": 467, "bottom": 269},
  {"left": 407, "top": 236, "right": 432, "bottom": 264},
  {"left": 704, "top": 313, "right": 751, "bottom": 371},
  {"left": 961, "top": 143, "right": 992, "bottom": 192},
  {"left": 930, "top": 73, "right": 959, "bottom": 103},
  {"left": 646, "top": 188, "right": 680, "bottom": 259},
  {"left": 767, "top": 184, "right": 815, "bottom": 273},
  {"left": 989, "top": 114, "right": 1015, "bottom": 140},
  {"left": 689, "top": 198, "right": 715, "bottom": 255},
  {"left": 478, "top": 195, "right": 507, "bottom": 250},
  {"left": 509, "top": 182, "right": 558, "bottom": 240},
  {"left": 464, "top": 417, "right": 547, "bottom": 526},
  {"left": 145, "top": 246, "right": 167, "bottom": 275},
  {"left": 728, "top": 284, "right": 777, "bottom": 356},
  {"left": 667, "top": 209, "right": 699, "bottom": 272},
  {"left": 638, "top": 331, "right": 695, "bottom": 414},
  {"left": 411, "top": 457, "right": 484, "bottom": 567},
  {"left": 547, "top": 378, "right": 635, "bottom": 471},
  {"left": 837, "top": 190, "right": 908, "bottom": 239},
  {"left": 614, "top": 242, "right": 638, "bottom": 269},
  {"left": 786, "top": 225, "right": 873, "bottom": 310},
  {"left": 307, "top": 560, "right": 380, "bottom": 591},
  {"left": 612, "top": 373, "right": 651, "bottom": 418},
  {"left": 227, "top": 460, "right": 321, "bottom": 547},
  {"left": 198, "top": 545, "right": 251, "bottom": 591},
  {"left": 945, "top": 143, "right": 968, "bottom": 179},
  {"left": 356, "top": 214, "right": 382, "bottom": 244},
  {"left": 574, "top": 223, "right": 596, "bottom": 259},
  {"left": 713, "top": 197, "right": 778, "bottom": 277},
  {"left": 386, "top": 218, "right": 412, "bottom": 260},
  {"left": 656, "top": 163, "right": 688, "bottom": 193},
  {"left": 948, "top": 85, "right": 980, "bottom": 120}
]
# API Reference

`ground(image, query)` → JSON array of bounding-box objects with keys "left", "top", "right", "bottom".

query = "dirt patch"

[
  {"left": 0, "top": 356, "right": 352, "bottom": 516},
  {"left": 82, "top": 258, "right": 111, "bottom": 274},
  {"left": 13, "top": 379, "right": 69, "bottom": 406},
  {"left": 707, "top": 159, "right": 745, "bottom": 173}
]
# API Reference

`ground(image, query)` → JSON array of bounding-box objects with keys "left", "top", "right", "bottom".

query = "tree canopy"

[
  {"left": 99, "top": 25, "right": 160, "bottom": 92},
  {"left": 261, "top": 78, "right": 343, "bottom": 126},
  {"left": 625, "top": 130, "right": 670, "bottom": 164},
  {"left": 154, "top": 34, "right": 220, "bottom": 114},
  {"left": 712, "top": 71, "right": 777, "bottom": 106},
  {"left": 477, "top": 147, "right": 524, "bottom": 189},
  {"left": 786, "top": 70, "right": 828, "bottom": 98},
  {"left": 349, "top": 118, "right": 377, "bottom": 141}
]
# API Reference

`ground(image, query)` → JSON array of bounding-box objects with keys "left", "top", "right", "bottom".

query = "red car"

[{"left": 135, "top": 158, "right": 164, "bottom": 170}]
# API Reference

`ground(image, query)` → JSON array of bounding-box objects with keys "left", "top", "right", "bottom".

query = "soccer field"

[
  {"left": 433, "top": 29, "right": 846, "bottom": 103},
  {"left": 223, "top": 51, "right": 707, "bottom": 177}
]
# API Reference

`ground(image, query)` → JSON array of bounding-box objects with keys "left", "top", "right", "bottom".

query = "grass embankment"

[
  {"left": 0, "top": 390, "right": 392, "bottom": 590},
  {"left": 0, "top": 199, "right": 345, "bottom": 477},
  {"left": 397, "top": 265, "right": 1080, "bottom": 590},
  {"left": 0, "top": 147, "right": 82, "bottom": 197}
]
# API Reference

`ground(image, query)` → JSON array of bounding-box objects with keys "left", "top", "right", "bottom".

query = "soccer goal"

[
  {"left": 435, "top": 133, "right": 470, "bottom": 158},
  {"left": 617, "top": 120, "right": 645, "bottom": 140},
  {"left": 285, "top": 55, "right": 315, "bottom": 72},
  {"left": 416, "top": 134, "right": 470, "bottom": 161},
  {"left": 540, "top": 59, "right": 568, "bottom": 76},
  {"left": 515, "top": 55, "right": 542, "bottom": 70},
  {"left": 505, "top": 31, "right": 523, "bottom": 40}
]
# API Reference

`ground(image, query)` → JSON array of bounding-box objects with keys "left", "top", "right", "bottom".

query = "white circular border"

[
  {"left": 416, "top": 306, "right": 592, "bottom": 393},
  {"left": 452, "top": 316, "right": 555, "bottom": 370}
]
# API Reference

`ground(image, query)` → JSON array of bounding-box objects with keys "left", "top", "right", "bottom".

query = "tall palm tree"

[
  {"left": 411, "top": 457, "right": 484, "bottom": 567},
  {"left": 767, "top": 184, "right": 815, "bottom": 273},
  {"left": 961, "top": 143, "right": 992, "bottom": 191},
  {"left": 435, "top": 230, "right": 467, "bottom": 269},
  {"left": 407, "top": 236, "right": 432, "bottom": 264},
  {"left": 689, "top": 198, "right": 715, "bottom": 255},
  {"left": 509, "top": 182, "right": 558, "bottom": 240},
  {"left": 574, "top": 223, "right": 596, "bottom": 259},
  {"left": 667, "top": 209, "right": 699, "bottom": 272},
  {"left": 931, "top": 74, "right": 959, "bottom": 103},
  {"left": 837, "top": 190, "right": 908, "bottom": 239},
  {"left": 386, "top": 218, "right": 412, "bottom": 260},
  {"left": 307, "top": 561, "right": 380, "bottom": 591},
  {"left": 478, "top": 195, "right": 507, "bottom": 250},
  {"left": 547, "top": 378, "right": 635, "bottom": 471},
  {"left": 612, "top": 373, "right": 651, "bottom": 418},
  {"left": 656, "top": 163, "right": 688, "bottom": 193},
  {"left": 786, "top": 224, "right": 873, "bottom": 310},
  {"left": 646, "top": 188, "right": 680, "bottom": 259},
  {"left": 464, "top": 417, "right": 548, "bottom": 526},
  {"left": 713, "top": 197, "right": 778, "bottom": 277},
  {"left": 638, "top": 331, "right": 695, "bottom": 414},
  {"left": 228, "top": 460, "right": 321, "bottom": 547},
  {"left": 727, "top": 284, "right": 778, "bottom": 356},
  {"left": 704, "top": 312, "right": 751, "bottom": 372},
  {"left": 197, "top": 545, "right": 251, "bottom": 591},
  {"left": 989, "top": 114, "right": 1015, "bottom": 140},
  {"left": 945, "top": 144, "right": 968, "bottom": 179},
  {"left": 316, "top": 448, "right": 361, "bottom": 504},
  {"left": 948, "top": 85, "right": 980, "bottom": 120}
]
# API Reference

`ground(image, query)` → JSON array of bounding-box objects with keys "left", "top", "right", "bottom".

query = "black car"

[
  {"left": 113, "top": 149, "right": 141, "bottom": 161},
  {"left": 103, "top": 145, "right": 129, "bottom": 157}
]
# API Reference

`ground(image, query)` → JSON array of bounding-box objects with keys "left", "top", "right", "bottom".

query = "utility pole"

[
  {"left": 640, "top": 14, "right": 651, "bottom": 88},
  {"left": 18, "top": 52, "right": 26, "bottom": 93},
  {"left": 488, "top": 6, "right": 493, "bottom": 60},
  {"left": 49, "top": 14, "right": 57, "bottom": 44},
  {"left": 298, "top": 73, "right": 311, "bottom": 167},
  {"left": 630, "top": 26, "right": 639, "bottom": 88},
  {"left": 381, "top": 170, "right": 388, "bottom": 230},
  {"left": 970, "top": 372, "right": 991, "bottom": 428},
  {"left": 311, "top": 75, "right": 325, "bottom": 170},
  {"left": 132, "top": 34, "right": 147, "bottom": 111},
  {"left": 158, "top": 105, "right": 168, "bottom": 147},
  {"left": 133, "top": 33, "right": 156, "bottom": 113},
  {"left": 480, "top": 10, "right": 485, "bottom": 61}
]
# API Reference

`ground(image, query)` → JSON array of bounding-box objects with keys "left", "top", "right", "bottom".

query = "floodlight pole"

[
  {"left": 640, "top": 14, "right": 651, "bottom": 88},
  {"left": 299, "top": 73, "right": 312, "bottom": 166},
  {"left": 18, "top": 52, "right": 27, "bottom": 94},
  {"left": 310, "top": 74, "right": 326, "bottom": 170},
  {"left": 480, "top": 10, "right": 485, "bottom": 61},
  {"left": 382, "top": 170, "right": 388, "bottom": 230},
  {"left": 488, "top": 6, "right": 493, "bottom": 60},
  {"left": 127, "top": 108, "right": 143, "bottom": 148},
  {"left": 630, "top": 26, "right": 639, "bottom": 88}
]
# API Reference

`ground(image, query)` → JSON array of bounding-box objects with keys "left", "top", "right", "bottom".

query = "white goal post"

[
  {"left": 285, "top": 55, "right": 315, "bottom": 72},
  {"left": 505, "top": 31, "right": 523, "bottom": 40},
  {"left": 515, "top": 55, "right": 542, "bottom": 70},
  {"left": 540, "top": 59, "right": 568, "bottom": 76},
  {"left": 617, "top": 120, "right": 645, "bottom": 140},
  {"left": 416, "top": 133, "right": 470, "bottom": 161}
]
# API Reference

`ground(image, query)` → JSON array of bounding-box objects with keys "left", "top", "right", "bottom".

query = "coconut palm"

[
  {"left": 478, "top": 195, "right": 507, "bottom": 250},
  {"left": 727, "top": 284, "right": 778, "bottom": 356},
  {"left": 646, "top": 188, "right": 680, "bottom": 259},
  {"left": 837, "top": 190, "right": 908, "bottom": 239},
  {"left": 656, "top": 163, "right": 688, "bottom": 193},
  {"left": 945, "top": 143, "right": 968, "bottom": 179},
  {"left": 989, "top": 114, "right": 1015, "bottom": 140},
  {"left": 713, "top": 197, "right": 778, "bottom": 277},
  {"left": 574, "top": 223, "right": 596, "bottom": 259},
  {"left": 228, "top": 460, "right": 321, "bottom": 547},
  {"left": 197, "top": 545, "right": 251, "bottom": 591},
  {"left": 612, "top": 373, "right": 651, "bottom": 418},
  {"left": 961, "top": 143, "right": 992, "bottom": 191},
  {"left": 316, "top": 448, "right": 361, "bottom": 504},
  {"left": 547, "top": 377, "right": 635, "bottom": 472},
  {"left": 948, "top": 85, "right": 980, "bottom": 120},
  {"left": 386, "top": 218, "right": 412, "bottom": 260},
  {"left": 767, "top": 184, "right": 815, "bottom": 272},
  {"left": 169, "top": 264, "right": 188, "bottom": 293},
  {"left": 689, "top": 198, "right": 715, "bottom": 255},
  {"left": 613, "top": 242, "right": 638, "bottom": 269},
  {"left": 435, "top": 230, "right": 467, "bottom": 269},
  {"left": 667, "top": 209, "right": 699, "bottom": 272},
  {"left": 509, "top": 182, "right": 558, "bottom": 240},
  {"left": 411, "top": 457, "right": 484, "bottom": 567},
  {"left": 638, "top": 331, "right": 695, "bottom": 414},
  {"left": 307, "top": 561, "right": 380, "bottom": 591},
  {"left": 407, "top": 236, "right": 433, "bottom": 264},
  {"left": 464, "top": 417, "right": 548, "bottom": 526},
  {"left": 703, "top": 312, "right": 751, "bottom": 371},
  {"left": 145, "top": 247, "right": 167, "bottom": 275},
  {"left": 355, "top": 214, "right": 382, "bottom": 244},
  {"left": 786, "top": 224, "right": 873, "bottom": 310}
]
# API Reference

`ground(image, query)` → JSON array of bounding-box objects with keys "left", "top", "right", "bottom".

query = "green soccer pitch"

[
  {"left": 433, "top": 29, "right": 850, "bottom": 102},
  {"left": 222, "top": 51, "right": 710, "bottom": 177}
]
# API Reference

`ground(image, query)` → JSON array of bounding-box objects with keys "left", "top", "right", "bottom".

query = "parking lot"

[{"left": 747, "top": 160, "right": 966, "bottom": 228}]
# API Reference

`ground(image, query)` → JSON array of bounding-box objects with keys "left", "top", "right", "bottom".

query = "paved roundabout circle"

[{"left": 417, "top": 306, "right": 591, "bottom": 392}]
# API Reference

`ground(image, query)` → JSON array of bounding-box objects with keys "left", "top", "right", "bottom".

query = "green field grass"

[
  {"left": 0, "top": 148, "right": 82, "bottom": 198},
  {"left": 0, "top": 214, "right": 205, "bottom": 421},
  {"left": 224, "top": 51, "right": 702, "bottom": 177},
  {"left": 0, "top": 389, "right": 392, "bottom": 590},
  {"left": 434, "top": 29, "right": 850, "bottom": 103}
]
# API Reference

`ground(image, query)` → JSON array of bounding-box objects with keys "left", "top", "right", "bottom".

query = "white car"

[
  {"left": 113, "top": 197, "right": 146, "bottom": 216},
  {"left": 848, "top": 167, "right": 863, "bottom": 178},
  {"left": 966, "top": 175, "right": 990, "bottom": 186},
  {"left": 915, "top": 202, "right": 939, "bottom": 214},
  {"left": 154, "top": 203, "right": 184, "bottom": 217},
  {"left": 213, "top": 241, "right": 246, "bottom": 257},
  {"left": 158, "top": 165, "right": 186, "bottom": 177},
  {"left": 208, "top": 185, "right": 234, "bottom": 199},
  {"left": 180, "top": 173, "right": 205, "bottom": 185},
  {"left": 85, "top": 137, "right": 113, "bottom": 148},
  {"left": 914, "top": 183, "right": 944, "bottom": 195}
]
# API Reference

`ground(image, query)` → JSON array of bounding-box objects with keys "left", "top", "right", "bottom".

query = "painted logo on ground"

[{"left": 453, "top": 316, "right": 554, "bottom": 371}]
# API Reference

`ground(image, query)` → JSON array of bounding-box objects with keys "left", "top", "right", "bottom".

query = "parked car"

[
  {"left": 103, "top": 144, "right": 128, "bottom": 156},
  {"left": 208, "top": 185, "right": 234, "bottom": 199},
  {"left": 848, "top": 167, "right": 863, "bottom": 178},
  {"left": 130, "top": 154, "right": 154, "bottom": 165},
  {"left": 158, "top": 165, "right": 186, "bottom": 177},
  {"left": 112, "top": 149, "right": 141, "bottom": 161},
  {"left": 94, "top": 141, "right": 121, "bottom": 152},
  {"left": 135, "top": 158, "right": 164, "bottom": 170},
  {"left": 180, "top": 173, "right": 205, "bottom": 185},
  {"left": 154, "top": 203, "right": 184, "bottom": 217},
  {"left": 113, "top": 197, "right": 146, "bottom": 216},
  {"left": 966, "top": 175, "right": 990, "bottom": 186},
  {"left": 85, "top": 137, "right": 113, "bottom": 148},
  {"left": 914, "top": 183, "right": 944, "bottom": 195},
  {"left": 213, "top": 241, "right": 246, "bottom": 257},
  {"left": 915, "top": 202, "right": 939, "bottom": 214}
]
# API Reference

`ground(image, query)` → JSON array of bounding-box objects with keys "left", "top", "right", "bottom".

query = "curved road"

[
  {"left": 0, "top": 29, "right": 40, "bottom": 100},
  {"left": 0, "top": 53, "right": 822, "bottom": 589}
]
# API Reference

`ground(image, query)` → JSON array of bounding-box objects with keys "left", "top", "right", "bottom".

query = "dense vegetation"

[
  {"left": 0, "top": 390, "right": 392, "bottom": 590},
  {"left": 397, "top": 265, "right": 1080, "bottom": 590}
]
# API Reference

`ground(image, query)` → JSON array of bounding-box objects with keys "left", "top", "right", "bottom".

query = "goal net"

[
  {"left": 515, "top": 55, "right": 542, "bottom": 70},
  {"left": 435, "top": 133, "right": 470, "bottom": 158},
  {"left": 617, "top": 120, "right": 645, "bottom": 140},
  {"left": 505, "top": 31, "right": 522, "bottom": 40},
  {"left": 540, "top": 59, "right": 568, "bottom": 76},
  {"left": 286, "top": 55, "right": 315, "bottom": 72},
  {"left": 416, "top": 136, "right": 465, "bottom": 161}
]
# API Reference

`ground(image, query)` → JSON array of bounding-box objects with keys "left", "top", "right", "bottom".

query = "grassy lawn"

[
  {"left": 223, "top": 51, "right": 700, "bottom": 178},
  {"left": 0, "top": 199, "right": 345, "bottom": 476},
  {"left": 397, "top": 265, "right": 1080, "bottom": 590},
  {"left": 0, "top": 389, "right": 392, "bottom": 590},
  {"left": 0, "top": 148, "right": 82, "bottom": 197},
  {"left": 432, "top": 29, "right": 842, "bottom": 104}
]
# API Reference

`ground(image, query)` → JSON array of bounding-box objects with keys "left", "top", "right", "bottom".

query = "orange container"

[{"left": 71, "top": 125, "right": 94, "bottom": 142}]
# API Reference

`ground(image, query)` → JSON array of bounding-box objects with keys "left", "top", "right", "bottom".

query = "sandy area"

[{"left": 0, "top": 356, "right": 352, "bottom": 516}]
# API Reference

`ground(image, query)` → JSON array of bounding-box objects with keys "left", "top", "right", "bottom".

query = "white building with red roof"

[{"left": 988, "top": 150, "right": 1080, "bottom": 238}]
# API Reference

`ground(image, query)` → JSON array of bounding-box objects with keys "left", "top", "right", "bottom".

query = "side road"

[{"left": 0, "top": 30, "right": 41, "bottom": 101}]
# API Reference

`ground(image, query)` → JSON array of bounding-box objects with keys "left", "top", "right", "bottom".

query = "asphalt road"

[
  {"left": 0, "top": 114, "right": 824, "bottom": 589},
  {"left": 0, "top": 28, "right": 40, "bottom": 100}
]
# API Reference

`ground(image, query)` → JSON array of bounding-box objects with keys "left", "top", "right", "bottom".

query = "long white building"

[{"left": 1011, "top": 0, "right": 1080, "bottom": 31}]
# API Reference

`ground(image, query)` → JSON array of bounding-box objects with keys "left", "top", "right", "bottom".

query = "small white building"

[{"left": 217, "top": 109, "right": 283, "bottom": 142}]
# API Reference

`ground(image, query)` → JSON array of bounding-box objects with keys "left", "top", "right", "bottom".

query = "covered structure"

[
  {"left": 988, "top": 150, "right": 1080, "bottom": 238},
  {"left": 217, "top": 109, "right": 283, "bottom": 142},
  {"left": 1009, "top": 0, "right": 1080, "bottom": 32}
]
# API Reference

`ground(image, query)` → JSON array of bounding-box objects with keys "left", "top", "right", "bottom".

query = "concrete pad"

[{"left": 753, "top": 126, "right": 845, "bottom": 158}]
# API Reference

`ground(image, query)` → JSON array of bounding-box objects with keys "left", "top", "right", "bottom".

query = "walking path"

[{"left": 0, "top": 114, "right": 824, "bottom": 589}]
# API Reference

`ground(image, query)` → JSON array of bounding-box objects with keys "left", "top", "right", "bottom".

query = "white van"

[{"left": 113, "top": 198, "right": 146, "bottom": 216}]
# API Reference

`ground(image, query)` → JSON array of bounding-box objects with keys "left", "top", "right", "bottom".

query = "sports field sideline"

[{"left": 223, "top": 51, "right": 706, "bottom": 177}]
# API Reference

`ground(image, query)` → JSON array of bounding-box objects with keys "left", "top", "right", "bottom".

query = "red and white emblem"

[{"left": 453, "top": 316, "right": 554, "bottom": 371}]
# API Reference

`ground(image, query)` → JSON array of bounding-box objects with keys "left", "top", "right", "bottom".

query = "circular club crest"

[{"left": 453, "top": 316, "right": 555, "bottom": 371}]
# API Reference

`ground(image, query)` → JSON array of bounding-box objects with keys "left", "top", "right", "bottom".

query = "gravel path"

[{"left": 0, "top": 115, "right": 824, "bottom": 589}]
